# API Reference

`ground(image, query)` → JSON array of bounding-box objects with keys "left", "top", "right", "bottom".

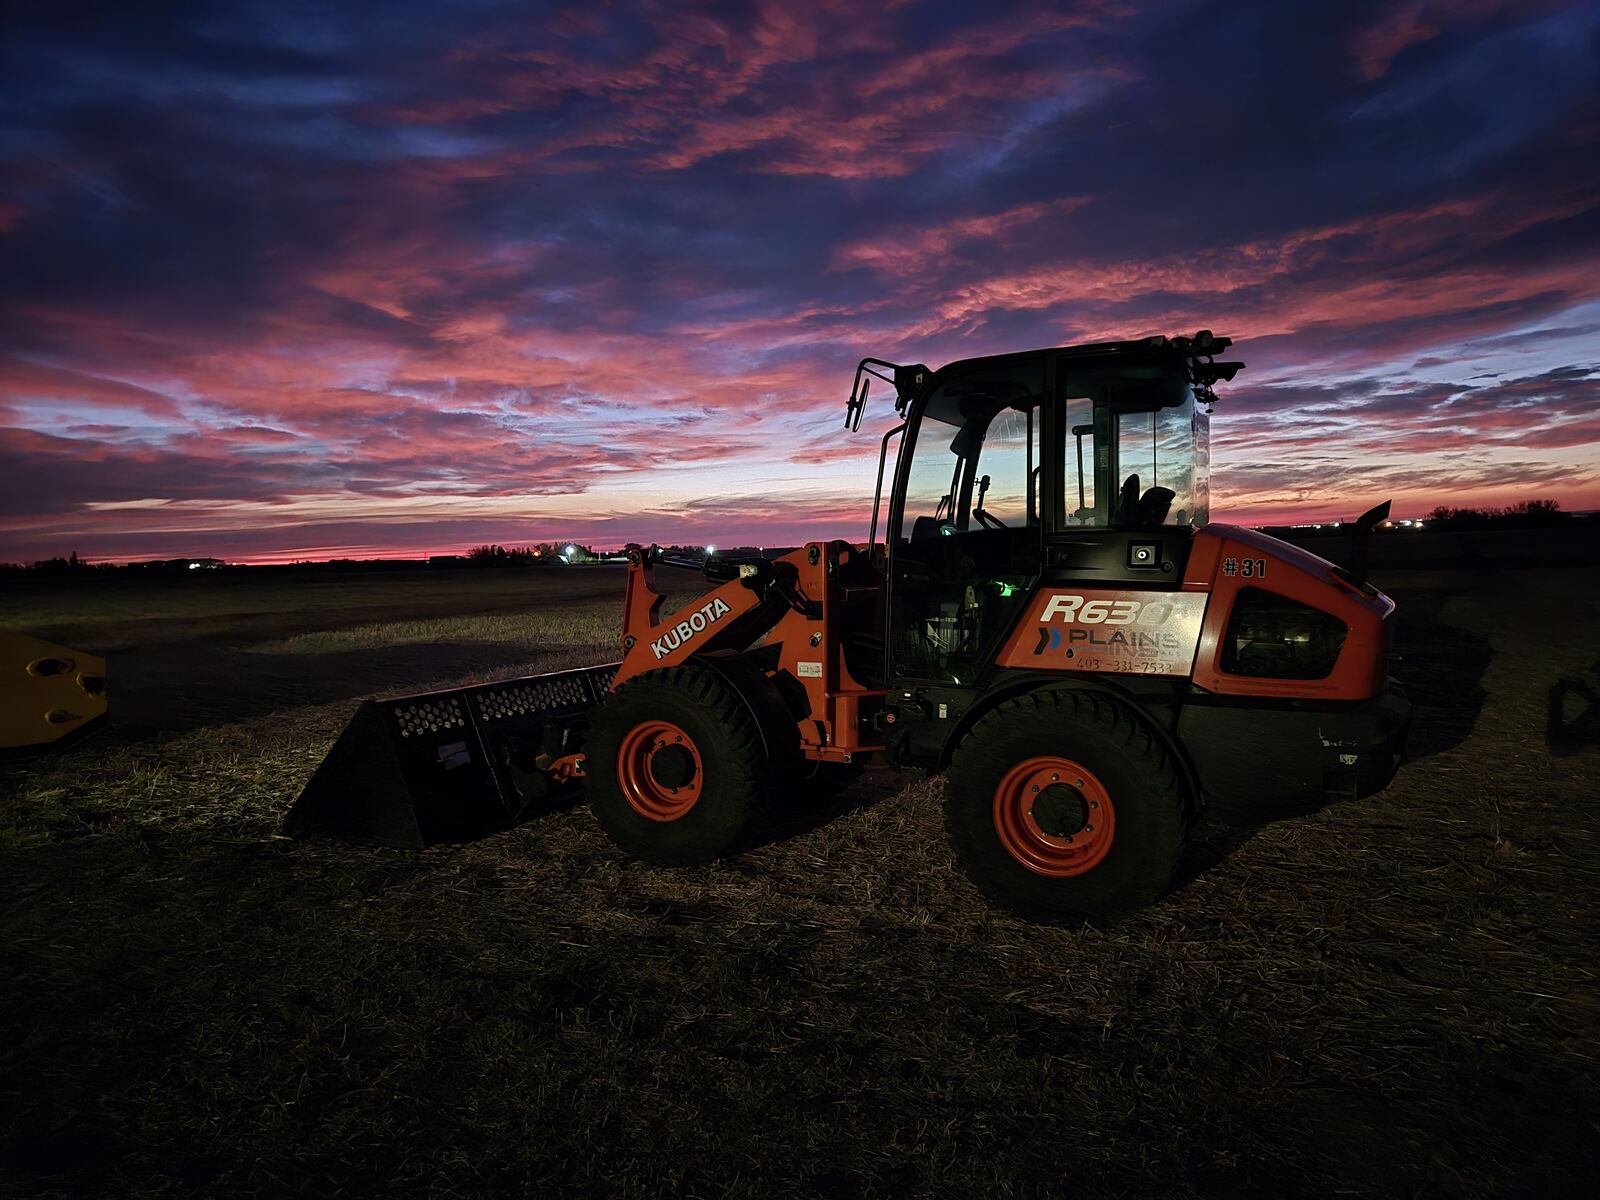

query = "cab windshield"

[
  {"left": 899, "top": 369, "right": 1209, "bottom": 536},
  {"left": 900, "top": 389, "right": 1041, "bottom": 536}
]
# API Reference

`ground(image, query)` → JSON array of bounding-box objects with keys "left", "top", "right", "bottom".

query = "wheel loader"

[{"left": 287, "top": 331, "right": 1411, "bottom": 921}]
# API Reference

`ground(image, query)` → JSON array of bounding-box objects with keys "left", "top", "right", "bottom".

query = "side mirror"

[{"left": 845, "top": 375, "right": 870, "bottom": 430}]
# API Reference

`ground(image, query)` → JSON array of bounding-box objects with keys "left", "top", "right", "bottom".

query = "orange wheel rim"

[
  {"left": 617, "top": 720, "right": 703, "bottom": 822},
  {"left": 992, "top": 755, "right": 1115, "bottom": 877}
]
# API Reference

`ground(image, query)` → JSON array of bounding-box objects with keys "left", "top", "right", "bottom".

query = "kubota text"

[{"left": 651, "top": 597, "right": 734, "bottom": 659}]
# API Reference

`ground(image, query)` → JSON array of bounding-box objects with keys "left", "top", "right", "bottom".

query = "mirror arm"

[{"left": 846, "top": 359, "right": 902, "bottom": 430}]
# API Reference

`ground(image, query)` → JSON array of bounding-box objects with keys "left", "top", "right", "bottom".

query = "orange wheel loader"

[{"left": 286, "top": 332, "right": 1411, "bottom": 922}]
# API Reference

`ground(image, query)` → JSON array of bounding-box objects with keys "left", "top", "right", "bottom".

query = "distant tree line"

[
  {"left": 462, "top": 543, "right": 595, "bottom": 566},
  {"left": 0, "top": 552, "right": 233, "bottom": 576},
  {"left": 1423, "top": 499, "right": 1574, "bottom": 530},
  {"left": 3, "top": 550, "right": 106, "bottom": 575}
]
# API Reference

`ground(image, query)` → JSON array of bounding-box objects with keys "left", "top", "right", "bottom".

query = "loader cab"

[{"left": 882, "top": 340, "right": 1220, "bottom": 688}]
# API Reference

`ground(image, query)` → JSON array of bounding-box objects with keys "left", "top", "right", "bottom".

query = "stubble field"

[{"left": 2, "top": 544, "right": 1597, "bottom": 1198}]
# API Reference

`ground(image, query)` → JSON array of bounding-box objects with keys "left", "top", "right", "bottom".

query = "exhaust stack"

[{"left": 1347, "top": 500, "right": 1391, "bottom": 590}]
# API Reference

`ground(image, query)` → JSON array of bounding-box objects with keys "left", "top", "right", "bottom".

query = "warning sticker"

[{"left": 796, "top": 661, "right": 823, "bottom": 678}]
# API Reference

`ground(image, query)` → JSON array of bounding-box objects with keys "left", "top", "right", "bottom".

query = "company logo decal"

[
  {"left": 1041, "top": 594, "right": 1181, "bottom": 626},
  {"left": 650, "top": 597, "right": 734, "bottom": 659},
  {"left": 1019, "top": 590, "right": 1208, "bottom": 676}
]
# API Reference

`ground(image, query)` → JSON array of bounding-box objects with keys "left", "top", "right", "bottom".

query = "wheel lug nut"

[
  {"left": 1090, "top": 800, "right": 1098, "bottom": 809},
  {"left": 1085, "top": 824, "right": 1094, "bottom": 832},
  {"left": 1030, "top": 785, "right": 1039, "bottom": 793},
  {"left": 1051, "top": 773, "right": 1059, "bottom": 781},
  {"left": 1064, "top": 835, "right": 1074, "bottom": 844}
]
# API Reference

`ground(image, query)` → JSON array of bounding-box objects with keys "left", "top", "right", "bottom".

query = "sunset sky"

[{"left": 2, "top": 0, "right": 1597, "bottom": 563}]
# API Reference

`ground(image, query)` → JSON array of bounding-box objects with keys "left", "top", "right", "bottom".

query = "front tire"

[
  {"left": 944, "top": 689, "right": 1187, "bottom": 924},
  {"left": 586, "top": 664, "right": 776, "bottom": 865}
]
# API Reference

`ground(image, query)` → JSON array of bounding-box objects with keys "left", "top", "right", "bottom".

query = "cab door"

[{"left": 886, "top": 385, "right": 1045, "bottom": 687}]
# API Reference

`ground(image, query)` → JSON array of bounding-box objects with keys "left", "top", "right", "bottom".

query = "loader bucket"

[{"left": 283, "top": 662, "right": 618, "bottom": 848}]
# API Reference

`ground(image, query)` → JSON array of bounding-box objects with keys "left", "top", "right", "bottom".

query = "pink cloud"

[
  {"left": 1350, "top": 0, "right": 1567, "bottom": 81},
  {"left": 0, "top": 357, "right": 183, "bottom": 417},
  {"left": 382, "top": 3, "right": 1132, "bottom": 180},
  {"left": 835, "top": 185, "right": 1600, "bottom": 365},
  {"left": 1351, "top": 2, "right": 1441, "bottom": 81}
]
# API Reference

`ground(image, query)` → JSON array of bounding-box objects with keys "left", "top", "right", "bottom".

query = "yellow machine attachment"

[{"left": 0, "top": 632, "right": 109, "bottom": 755}]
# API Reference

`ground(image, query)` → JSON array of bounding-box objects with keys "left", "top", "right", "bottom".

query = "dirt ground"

[{"left": 2, "top": 549, "right": 1597, "bottom": 1197}]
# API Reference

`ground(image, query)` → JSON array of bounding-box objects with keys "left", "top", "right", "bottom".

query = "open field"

[
  {"left": 0, "top": 568, "right": 626, "bottom": 733},
  {"left": 3, "top": 545, "right": 1598, "bottom": 1197}
]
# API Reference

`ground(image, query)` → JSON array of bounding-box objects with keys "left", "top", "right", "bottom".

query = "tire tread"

[
  {"left": 587, "top": 663, "right": 774, "bottom": 864},
  {"left": 944, "top": 687, "right": 1187, "bottom": 923}
]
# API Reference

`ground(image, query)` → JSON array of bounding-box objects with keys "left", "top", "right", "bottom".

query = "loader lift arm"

[{"left": 615, "top": 541, "right": 886, "bottom": 763}]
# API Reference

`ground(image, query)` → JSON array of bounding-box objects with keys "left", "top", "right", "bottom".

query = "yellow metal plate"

[{"left": 0, "top": 632, "right": 109, "bottom": 752}]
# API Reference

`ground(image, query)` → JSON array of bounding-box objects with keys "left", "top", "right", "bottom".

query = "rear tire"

[
  {"left": 944, "top": 688, "right": 1186, "bottom": 924},
  {"left": 586, "top": 664, "right": 776, "bottom": 865}
]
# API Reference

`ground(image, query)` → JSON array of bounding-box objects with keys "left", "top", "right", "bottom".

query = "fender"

[
  {"left": 932, "top": 673, "right": 1206, "bottom": 818},
  {"left": 690, "top": 651, "right": 802, "bottom": 768}
]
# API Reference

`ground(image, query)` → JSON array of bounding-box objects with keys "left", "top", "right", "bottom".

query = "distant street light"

[{"left": 705, "top": 544, "right": 716, "bottom": 555}]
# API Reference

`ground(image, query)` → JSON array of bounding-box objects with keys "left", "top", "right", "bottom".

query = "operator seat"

[
  {"left": 1118, "top": 473, "right": 1141, "bottom": 524},
  {"left": 1135, "top": 486, "right": 1175, "bottom": 527},
  {"left": 1115, "top": 473, "right": 1176, "bottom": 529}
]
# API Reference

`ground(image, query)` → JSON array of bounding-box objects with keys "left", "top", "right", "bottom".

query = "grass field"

[{"left": 3, "top": 551, "right": 1598, "bottom": 1197}]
